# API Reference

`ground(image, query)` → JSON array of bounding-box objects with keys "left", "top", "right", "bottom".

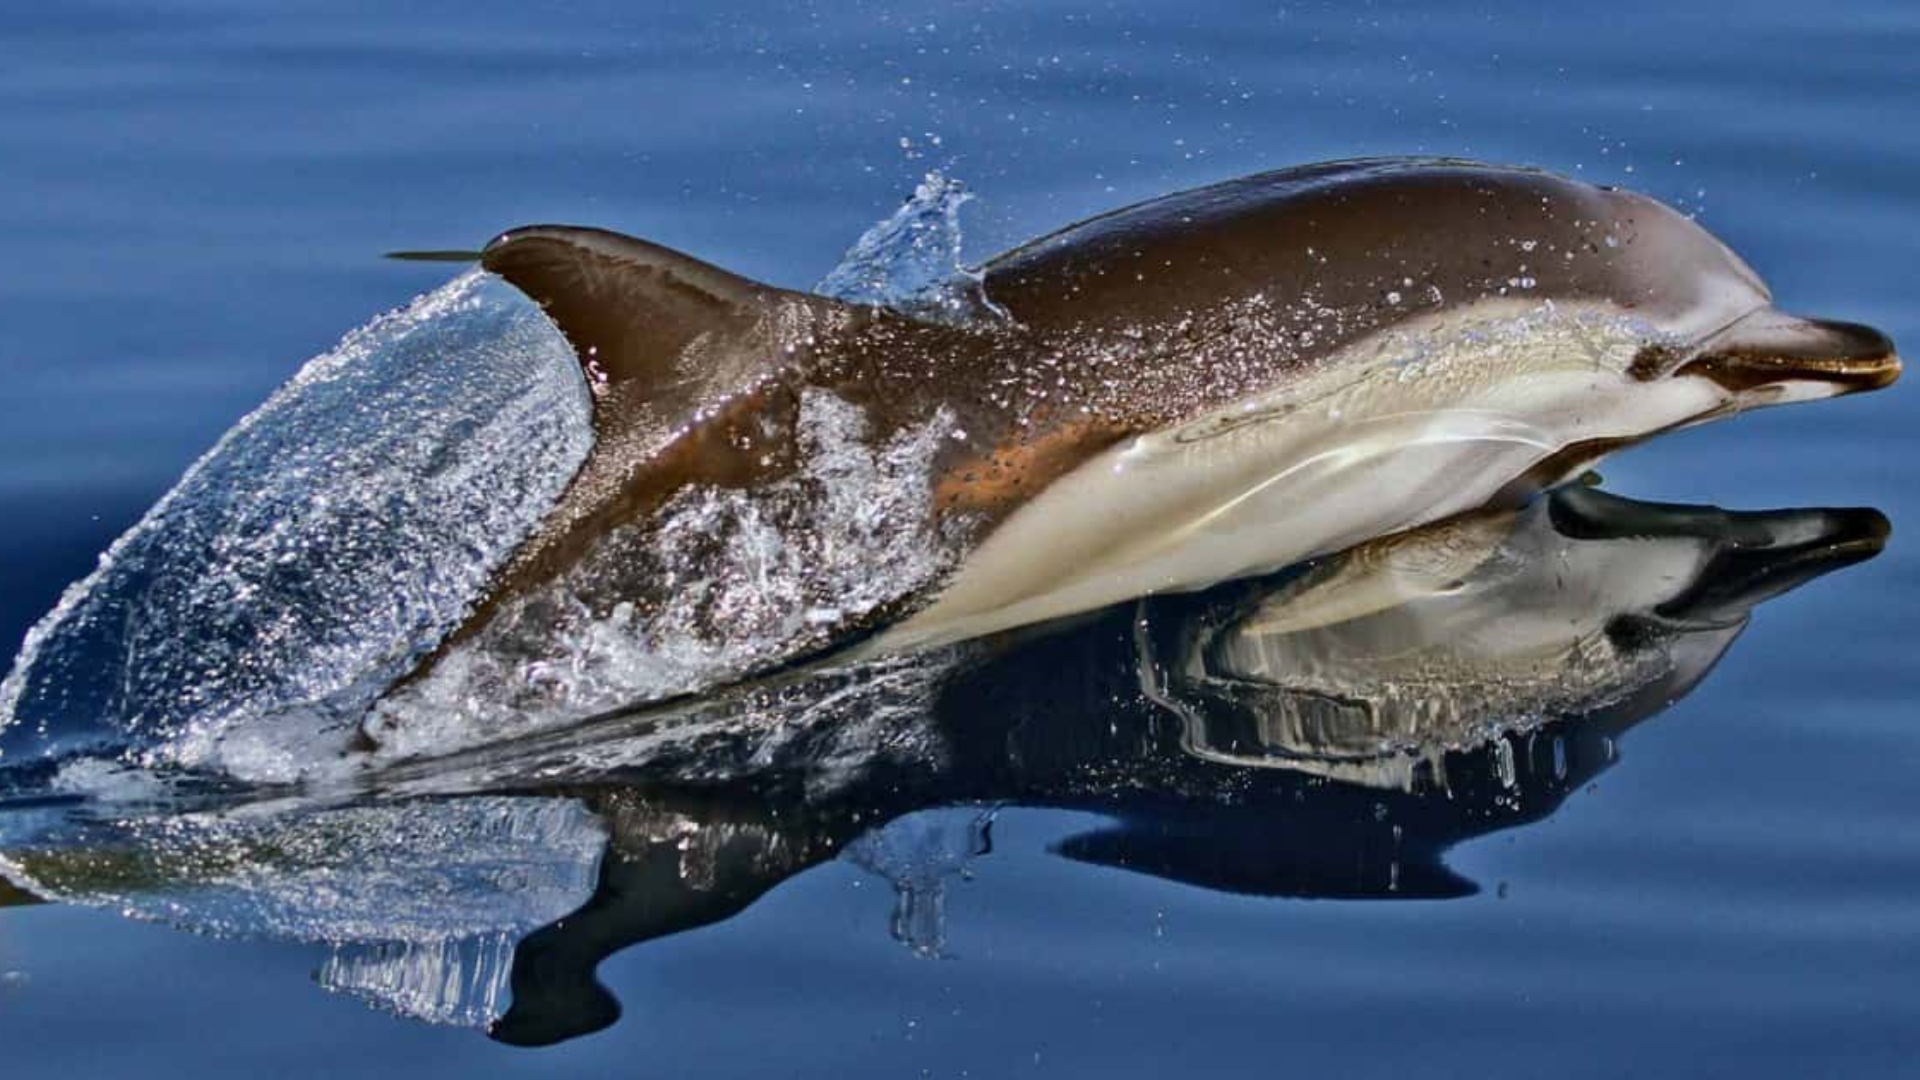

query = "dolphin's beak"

[
  {"left": 1653, "top": 506, "right": 1890, "bottom": 627},
  {"left": 1689, "top": 305, "right": 1896, "bottom": 393},
  {"left": 1680, "top": 308, "right": 1901, "bottom": 395}
]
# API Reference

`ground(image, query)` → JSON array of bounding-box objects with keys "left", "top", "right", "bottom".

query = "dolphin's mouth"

[{"left": 1679, "top": 308, "right": 1901, "bottom": 393}]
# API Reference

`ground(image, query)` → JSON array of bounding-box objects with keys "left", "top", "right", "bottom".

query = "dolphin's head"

[
  {"left": 1590, "top": 186, "right": 1901, "bottom": 407},
  {"left": 1457, "top": 181, "right": 1905, "bottom": 492}
]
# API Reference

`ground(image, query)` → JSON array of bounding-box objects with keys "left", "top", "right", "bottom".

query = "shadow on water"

[{"left": 0, "top": 485, "right": 1888, "bottom": 1047}]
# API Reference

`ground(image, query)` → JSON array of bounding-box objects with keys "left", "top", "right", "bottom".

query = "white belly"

[{"left": 878, "top": 300, "right": 1728, "bottom": 652}]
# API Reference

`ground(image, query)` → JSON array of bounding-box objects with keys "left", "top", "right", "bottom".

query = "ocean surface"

[{"left": 1, "top": 1, "right": 1917, "bottom": 1076}]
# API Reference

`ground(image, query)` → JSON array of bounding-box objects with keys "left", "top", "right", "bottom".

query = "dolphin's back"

[{"left": 983, "top": 158, "right": 1768, "bottom": 372}]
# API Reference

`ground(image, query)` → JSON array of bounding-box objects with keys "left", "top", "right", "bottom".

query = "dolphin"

[{"left": 368, "top": 157, "right": 1899, "bottom": 744}]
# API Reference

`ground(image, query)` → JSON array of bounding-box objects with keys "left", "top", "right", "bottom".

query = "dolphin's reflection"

[
  {"left": 0, "top": 488, "right": 1887, "bottom": 1047},
  {"left": 1144, "top": 486, "right": 1891, "bottom": 788},
  {"left": 488, "top": 487, "right": 1886, "bottom": 1043}
]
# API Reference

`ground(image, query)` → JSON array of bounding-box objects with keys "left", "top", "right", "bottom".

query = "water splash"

[
  {"left": 0, "top": 272, "right": 593, "bottom": 780},
  {"left": 362, "top": 391, "right": 959, "bottom": 763},
  {"left": 355, "top": 176, "right": 997, "bottom": 762},
  {"left": 817, "top": 170, "right": 1007, "bottom": 324},
  {"left": 844, "top": 806, "right": 995, "bottom": 958},
  {"left": 1, "top": 173, "right": 987, "bottom": 784},
  {"left": 318, "top": 932, "right": 523, "bottom": 1028},
  {"left": 0, "top": 794, "right": 606, "bottom": 1029}
]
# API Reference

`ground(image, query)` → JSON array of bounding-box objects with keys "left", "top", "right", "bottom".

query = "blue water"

[{"left": 2, "top": 1, "right": 1918, "bottom": 1076}]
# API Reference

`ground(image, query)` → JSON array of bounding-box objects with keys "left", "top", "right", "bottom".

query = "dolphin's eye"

[{"left": 1627, "top": 343, "right": 1685, "bottom": 381}]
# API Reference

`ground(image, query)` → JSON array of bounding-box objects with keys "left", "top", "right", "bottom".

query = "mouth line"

[
  {"left": 1676, "top": 310, "right": 1902, "bottom": 394},
  {"left": 1654, "top": 531, "right": 1889, "bottom": 626},
  {"left": 1753, "top": 534, "right": 1889, "bottom": 574},
  {"left": 1679, "top": 350, "right": 1903, "bottom": 392}
]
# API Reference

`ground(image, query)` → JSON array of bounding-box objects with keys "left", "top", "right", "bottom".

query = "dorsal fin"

[{"left": 480, "top": 225, "right": 795, "bottom": 388}]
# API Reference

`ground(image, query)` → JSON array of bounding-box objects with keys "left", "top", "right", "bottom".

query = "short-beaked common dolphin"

[{"left": 381, "top": 157, "right": 1899, "bottom": 730}]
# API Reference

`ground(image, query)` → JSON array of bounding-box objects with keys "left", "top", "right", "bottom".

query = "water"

[
  {"left": 0, "top": 271, "right": 592, "bottom": 779},
  {"left": 1, "top": 1, "right": 1917, "bottom": 1076}
]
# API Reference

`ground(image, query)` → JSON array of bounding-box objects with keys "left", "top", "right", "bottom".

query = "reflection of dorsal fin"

[{"left": 480, "top": 225, "right": 801, "bottom": 389}]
